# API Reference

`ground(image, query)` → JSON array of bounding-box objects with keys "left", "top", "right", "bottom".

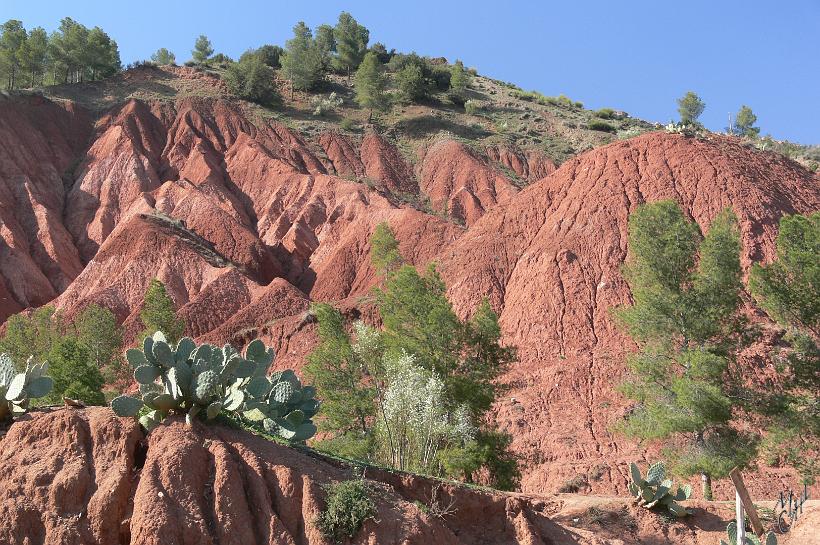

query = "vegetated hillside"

[
  {"left": 0, "top": 65, "right": 818, "bottom": 501},
  {"left": 1, "top": 407, "right": 815, "bottom": 545}
]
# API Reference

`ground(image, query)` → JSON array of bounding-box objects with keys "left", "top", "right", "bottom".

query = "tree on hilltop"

[
  {"left": 151, "top": 47, "right": 176, "bottom": 65},
  {"left": 280, "top": 21, "right": 324, "bottom": 95},
  {"left": 733, "top": 105, "right": 760, "bottom": 137},
  {"left": 192, "top": 34, "right": 213, "bottom": 64},
  {"left": 677, "top": 91, "right": 705, "bottom": 125},
  {"left": 332, "top": 12, "right": 369, "bottom": 77}
]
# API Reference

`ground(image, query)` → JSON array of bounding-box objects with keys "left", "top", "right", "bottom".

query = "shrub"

[
  {"left": 47, "top": 338, "right": 105, "bottom": 405},
  {"left": 595, "top": 108, "right": 616, "bottom": 119},
  {"left": 395, "top": 63, "right": 428, "bottom": 103},
  {"left": 225, "top": 50, "right": 279, "bottom": 106},
  {"left": 340, "top": 117, "right": 356, "bottom": 131},
  {"left": 558, "top": 474, "right": 588, "bottom": 493},
  {"left": 464, "top": 99, "right": 480, "bottom": 115},
  {"left": 316, "top": 479, "right": 377, "bottom": 543},
  {"left": 429, "top": 65, "right": 451, "bottom": 91},
  {"left": 587, "top": 120, "right": 616, "bottom": 133},
  {"left": 311, "top": 92, "right": 343, "bottom": 116}
]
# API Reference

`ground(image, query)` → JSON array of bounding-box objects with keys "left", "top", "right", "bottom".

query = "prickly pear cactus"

[
  {"left": 628, "top": 461, "right": 691, "bottom": 517},
  {"left": 0, "top": 354, "right": 54, "bottom": 421},
  {"left": 111, "top": 333, "right": 300, "bottom": 433},
  {"left": 720, "top": 521, "right": 777, "bottom": 545},
  {"left": 241, "top": 368, "right": 319, "bottom": 443}
]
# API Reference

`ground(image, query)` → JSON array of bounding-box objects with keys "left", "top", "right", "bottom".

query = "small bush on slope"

[{"left": 316, "top": 479, "right": 377, "bottom": 543}]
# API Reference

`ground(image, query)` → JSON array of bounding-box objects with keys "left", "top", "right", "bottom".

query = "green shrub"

[
  {"left": 464, "top": 99, "right": 480, "bottom": 115},
  {"left": 316, "top": 479, "right": 377, "bottom": 543},
  {"left": 595, "top": 108, "right": 616, "bottom": 119},
  {"left": 225, "top": 50, "right": 278, "bottom": 106},
  {"left": 587, "top": 120, "right": 616, "bottom": 133},
  {"left": 340, "top": 117, "right": 356, "bottom": 131}
]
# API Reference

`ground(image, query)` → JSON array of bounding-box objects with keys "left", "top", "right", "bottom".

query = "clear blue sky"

[{"left": 2, "top": 0, "right": 818, "bottom": 143}]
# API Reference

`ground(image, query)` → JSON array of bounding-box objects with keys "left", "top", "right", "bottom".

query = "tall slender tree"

[
  {"left": 616, "top": 201, "right": 756, "bottom": 499},
  {"left": 280, "top": 22, "right": 323, "bottom": 95},
  {"left": 354, "top": 51, "right": 388, "bottom": 122},
  {"left": 192, "top": 34, "right": 213, "bottom": 64},
  {"left": 0, "top": 20, "right": 26, "bottom": 89},
  {"left": 140, "top": 279, "right": 185, "bottom": 343},
  {"left": 332, "top": 12, "right": 369, "bottom": 77}
]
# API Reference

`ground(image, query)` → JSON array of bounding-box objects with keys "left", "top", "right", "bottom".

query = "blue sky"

[{"left": 2, "top": 0, "right": 817, "bottom": 143}]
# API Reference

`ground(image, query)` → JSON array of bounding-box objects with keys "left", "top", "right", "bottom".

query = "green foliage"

[
  {"left": 370, "top": 42, "right": 393, "bottom": 64},
  {"left": 720, "top": 520, "right": 777, "bottom": 545},
  {"left": 225, "top": 49, "right": 278, "bottom": 106},
  {"left": 256, "top": 44, "right": 283, "bottom": 68},
  {"left": 332, "top": 12, "right": 369, "bottom": 76},
  {"left": 370, "top": 222, "right": 403, "bottom": 274},
  {"left": 508, "top": 88, "right": 582, "bottom": 109},
  {"left": 241, "top": 368, "right": 320, "bottom": 442},
  {"left": 395, "top": 63, "right": 428, "bottom": 104},
  {"left": 311, "top": 92, "right": 343, "bottom": 116},
  {"left": 281, "top": 22, "right": 324, "bottom": 92},
  {"left": 340, "top": 117, "right": 356, "bottom": 131},
  {"left": 1, "top": 17, "right": 119, "bottom": 88},
  {"left": 307, "top": 224, "right": 518, "bottom": 489},
  {"left": 734, "top": 105, "right": 759, "bottom": 137},
  {"left": 627, "top": 461, "right": 692, "bottom": 517},
  {"left": 191, "top": 34, "right": 213, "bottom": 64},
  {"left": 314, "top": 24, "right": 336, "bottom": 70},
  {"left": 46, "top": 338, "right": 105, "bottom": 405},
  {"left": 316, "top": 479, "right": 376, "bottom": 543},
  {"left": 448, "top": 60, "right": 471, "bottom": 104},
  {"left": 0, "top": 354, "right": 53, "bottom": 421},
  {"left": 150, "top": 48, "right": 175, "bottom": 66},
  {"left": 587, "top": 120, "right": 616, "bottom": 132},
  {"left": 304, "top": 304, "right": 377, "bottom": 459},
  {"left": 140, "top": 279, "right": 185, "bottom": 344},
  {"left": 677, "top": 91, "right": 705, "bottom": 125},
  {"left": 354, "top": 51, "right": 389, "bottom": 120},
  {"left": 464, "top": 99, "right": 480, "bottom": 115},
  {"left": 73, "top": 304, "right": 125, "bottom": 384},
  {"left": 0, "top": 306, "right": 63, "bottom": 367},
  {"left": 616, "top": 202, "right": 754, "bottom": 497},
  {"left": 595, "top": 108, "right": 617, "bottom": 119},
  {"left": 749, "top": 212, "right": 820, "bottom": 482}
]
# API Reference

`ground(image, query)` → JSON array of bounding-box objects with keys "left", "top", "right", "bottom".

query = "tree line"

[{"left": 0, "top": 18, "right": 120, "bottom": 89}]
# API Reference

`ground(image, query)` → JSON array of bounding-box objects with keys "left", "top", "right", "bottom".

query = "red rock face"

[
  {"left": 1, "top": 93, "right": 819, "bottom": 501},
  {"left": 438, "top": 133, "right": 820, "bottom": 496},
  {"left": 0, "top": 408, "right": 582, "bottom": 545}
]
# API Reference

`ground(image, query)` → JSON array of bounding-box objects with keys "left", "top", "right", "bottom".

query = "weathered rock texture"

[{"left": 0, "top": 93, "right": 819, "bottom": 502}]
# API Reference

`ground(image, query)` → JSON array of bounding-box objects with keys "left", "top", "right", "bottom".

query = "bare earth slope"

[{"left": 0, "top": 85, "right": 819, "bottom": 505}]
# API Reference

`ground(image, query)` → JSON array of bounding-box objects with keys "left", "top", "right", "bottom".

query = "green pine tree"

[
  {"left": 354, "top": 51, "right": 388, "bottom": 122},
  {"left": 46, "top": 337, "right": 105, "bottom": 406},
  {"left": 151, "top": 47, "right": 176, "bottom": 66},
  {"left": 225, "top": 49, "right": 278, "bottom": 106},
  {"left": 0, "top": 19, "right": 27, "bottom": 89},
  {"left": 448, "top": 60, "right": 471, "bottom": 105},
  {"left": 734, "top": 105, "right": 760, "bottom": 138},
  {"left": 677, "top": 91, "right": 705, "bottom": 126},
  {"left": 280, "top": 22, "right": 324, "bottom": 94},
  {"left": 750, "top": 212, "right": 819, "bottom": 482},
  {"left": 192, "top": 34, "right": 213, "bottom": 64},
  {"left": 140, "top": 279, "right": 185, "bottom": 344},
  {"left": 332, "top": 12, "right": 369, "bottom": 77},
  {"left": 615, "top": 201, "right": 756, "bottom": 499}
]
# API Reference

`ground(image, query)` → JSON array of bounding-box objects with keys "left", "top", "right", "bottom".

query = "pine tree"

[
  {"left": 46, "top": 338, "right": 105, "bottom": 406},
  {"left": 151, "top": 47, "right": 176, "bottom": 65},
  {"left": 750, "top": 212, "right": 820, "bottom": 482},
  {"left": 303, "top": 304, "right": 379, "bottom": 460},
  {"left": 314, "top": 23, "right": 336, "bottom": 70},
  {"left": 354, "top": 51, "right": 388, "bottom": 122},
  {"left": 448, "top": 60, "right": 471, "bottom": 104},
  {"left": 734, "top": 105, "right": 760, "bottom": 138},
  {"left": 17, "top": 26, "right": 47, "bottom": 87},
  {"left": 677, "top": 91, "right": 705, "bottom": 126},
  {"left": 73, "top": 304, "right": 125, "bottom": 384},
  {"left": 0, "top": 20, "right": 26, "bottom": 89},
  {"left": 140, "top": 279, "right": 185, "bottom": 343},
  {"left": 280, "top": 22, "right": 323, "bottom": 95},
  {"left": 0, "top": 306, "right": 63, "bottom": 369},
  {"left": 332, "top": 12, "right": 369, "bottom": 77},
  {"left": 192, "top": 34, "right": 213, "bottom": 64},
  {"left": 616, "top": 201, "right": 756, "bottom": 499}
]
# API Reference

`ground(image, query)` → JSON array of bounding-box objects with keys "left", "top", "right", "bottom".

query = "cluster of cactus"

[
  {"left": 0, "top": 354, "right": 53, "bottom": 421},
  {"left": 720, "top": 521, "right": 777, "bottom": 545},
  {"left": 628, "top": 461, "right": 692, "bottom": 517},
  {"left": 241, "top": 369, "right": 319, "bottom": 442},
  {"left": 111, "top": 332, "right": 318, "bottom": 441},
  {"left": 664, "top": 122, "right": 700, "bottom": 137}
]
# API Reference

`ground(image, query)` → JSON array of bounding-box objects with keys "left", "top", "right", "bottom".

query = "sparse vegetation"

[
  {"left": 558, "top": 474, "right": 588, "bottom": 493},
  {"left": 316, "top": 479, "right": 377, "bottom": 544},
  {"left": 587, "top": 120, "right": 616, "bottom": 133},
  {"left": 150, "top": 48, "right": 175, "bottom": 66},
  {"left": 311, "top": 91, "right": 343, "bottom": 116}
]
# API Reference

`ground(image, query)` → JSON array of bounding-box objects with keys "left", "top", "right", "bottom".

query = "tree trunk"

[{"left": 702, "top": 472, "right": 713, "bottom": 501}]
